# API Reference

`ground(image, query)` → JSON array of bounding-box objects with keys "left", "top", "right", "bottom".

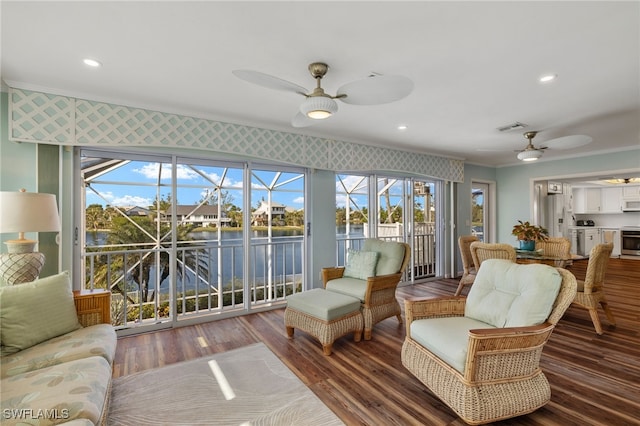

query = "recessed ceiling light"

[
  {"left": 397, "top": 125, "right": 408, "bottom": 131},
  {"left": 83, "top": 58, "right": 102, "bottom": 67},
  {"left": 539, "top": 74, "right": 557, "bottom": 83}
]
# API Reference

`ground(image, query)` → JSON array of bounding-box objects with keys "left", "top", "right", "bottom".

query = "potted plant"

[{"left": 511, "top": 220, "right": 549, "bottom": 251}]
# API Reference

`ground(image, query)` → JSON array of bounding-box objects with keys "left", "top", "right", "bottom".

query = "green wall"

[
  {"left": 495, "top": 150, "right": 640, "bottom": 243},
  {"left": 0, "top": 91, "right": 38, "bottom": 248}
]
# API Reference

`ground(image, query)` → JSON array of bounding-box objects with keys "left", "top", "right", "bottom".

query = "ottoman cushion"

[{"left": 287, "top": 289, "right": 361, "bottom": 321}]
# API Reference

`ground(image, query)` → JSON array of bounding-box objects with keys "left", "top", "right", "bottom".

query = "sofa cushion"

[
  {"left": 362, "top": 239, "right": 405, "bottom": 276},
  {"left": 343, "top": 249, "right": 378, "bottom": 280},
  {"left": 324, "top": 277, "right": 368, "bottom": 302},
  {"left": 286, "top": 288, "right": 361, "bottom": 321},
  {"left": 0, "top": 271, "right": 82, "bottom": 354},
  {"left": 1, "top": 324, "right": 117, "bottom": 379},
  {"left": 465, "top": 259, "right": 562, "bottom": 328},
  {"left": 410, "top": 316, "right": 494, "bottom": 373},
  {"left": 0, "top": 356, "right": 111, "bottom": 426}
]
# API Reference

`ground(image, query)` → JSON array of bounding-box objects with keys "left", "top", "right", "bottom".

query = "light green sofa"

[{"left": 0, "top": 272, "right": 117, "bottom": 425}]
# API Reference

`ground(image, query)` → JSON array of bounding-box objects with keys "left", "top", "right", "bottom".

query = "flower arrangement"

[{"left": 511, "top": 220, "right": 549, "bottom": 248}]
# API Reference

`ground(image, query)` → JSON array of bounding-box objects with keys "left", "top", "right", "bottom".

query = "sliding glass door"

[{"left": 78, "top": 149, "right": 305, "bottom": 333}]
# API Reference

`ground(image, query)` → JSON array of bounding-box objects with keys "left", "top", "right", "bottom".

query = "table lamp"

[{"left": 0, "top": 189, "right": 61, "bottom": 285}]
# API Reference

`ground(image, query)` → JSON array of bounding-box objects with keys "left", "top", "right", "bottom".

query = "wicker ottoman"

[{"left": 285, "top": 288, "right": 363, "bottom": 356}]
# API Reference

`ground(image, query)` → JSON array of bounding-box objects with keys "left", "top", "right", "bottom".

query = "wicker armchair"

[
  {"left": 536, "top": 237, "right": 572, "bottom": 268},
  {"left": 455, "top": 235, "right": 478, "bottom": 296},
  {"left": 323, "top": 240, "right": 411, "bottom": 340},
  {"left": 572, "top": 242, "right": 615, "bottom": 334},
  {"left": 402, "top": 261, "right": 577, "bottom": 425},
  {"left": 470, "top": 242, "right": 516, "bottom": 271}
]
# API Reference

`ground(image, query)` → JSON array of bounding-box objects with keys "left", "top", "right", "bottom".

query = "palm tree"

[{"left": 89, "top": 213, "right": 208, "bottom": 324}]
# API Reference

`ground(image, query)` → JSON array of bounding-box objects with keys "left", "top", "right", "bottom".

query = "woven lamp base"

[{"left": 0, "top": 252, "right": 45, "bottom": 285}]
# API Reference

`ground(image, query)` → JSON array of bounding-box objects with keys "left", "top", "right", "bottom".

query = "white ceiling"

[{"left": 2, "top": 1, "right": 639, "bottom": 167}]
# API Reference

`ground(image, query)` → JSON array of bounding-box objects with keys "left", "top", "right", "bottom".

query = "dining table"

[{"left": 514, "top": 248, "right": 583, "bottom": 269}]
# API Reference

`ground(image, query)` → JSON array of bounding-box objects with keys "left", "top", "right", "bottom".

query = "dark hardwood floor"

[{"left": 112, "top": 258, "right": 640, "bottom": 425}]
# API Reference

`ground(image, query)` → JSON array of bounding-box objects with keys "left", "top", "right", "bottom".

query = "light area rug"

[{"left": 107, "top": 342, "right": 344, "bottom": 426}]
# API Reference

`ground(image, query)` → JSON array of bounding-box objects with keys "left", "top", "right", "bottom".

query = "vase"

[{"left": 519, "top": 240, "right": 535, "bottom": 251}]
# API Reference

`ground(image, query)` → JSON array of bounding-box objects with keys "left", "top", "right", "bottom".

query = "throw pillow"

[
  {"left": 0, "top": 271, "right": 82, "bottom": 354},
  {"left": 343, "top": 249, "right": 379, "bottom": 280}
]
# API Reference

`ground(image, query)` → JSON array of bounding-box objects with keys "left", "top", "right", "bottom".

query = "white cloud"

[
  {"left": 110, "top": 195, "right": 152, "bottom": 207},
  {"left": 133, "top": 163, "right": 199, "bottom": 180},
  {"left": 337, "top": 175, "right": 367, "bottom": 193},
  {"left": 335, "top": 194, "right": 366, "bottom": 209},
  {"left": 292, "top": 196, "right": 304, "bottom": 204}
]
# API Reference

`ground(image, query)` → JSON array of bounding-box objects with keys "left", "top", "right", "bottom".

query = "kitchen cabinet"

[
  {"left": 573, "top": 188, "right": 602, "bottom": 213},
  {"left": 570, "top": 227, "right": 601, "bottom": 256},
  {"left": 583, "top": 228, "right": 600, "bottom": 256},
  {"left": 573, "top": 187, "right": 624, "bottom": 214},
  {"left": 601, "top": 187, "right": 623, "bottom": 213},
  {"left": 600, "top": 228, "right": 621, "bottom": 257},
  {"left": 622, "top": 185, "right": 640, "bottom": 200}
]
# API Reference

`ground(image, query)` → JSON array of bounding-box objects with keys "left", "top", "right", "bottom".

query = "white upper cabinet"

[
  {"left": 622, "top": 185, "right": 640, "bottom": 200},
  {"left": 601, "top": 187, "right": 623, "bottom": 213},
  {"left": 573, "top": 187, "right": 624, "bottom": 214},
  {"left": 573, "top": 188, "right": 602, "bottom": 213}
]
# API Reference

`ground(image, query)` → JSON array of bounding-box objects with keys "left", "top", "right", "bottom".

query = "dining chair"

[
  {"left": 454, "top": 235, "right": 478, "bottom": 296},
  {"left": 470, "top": 242, "right": 517, "bottom": 272},
  {"left": 572, "top": 242, "right": 615, "bottom": 334},
  {"left": 536, "top": 237, "right": 572, "bottom": 268}
]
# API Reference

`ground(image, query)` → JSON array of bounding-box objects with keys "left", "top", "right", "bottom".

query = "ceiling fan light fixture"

[
  {"left": 300, "top": 96, "right": 338, "bottom": 119},
  {"left": 517, "top": 149, "right": 543, "bottom": 161}
]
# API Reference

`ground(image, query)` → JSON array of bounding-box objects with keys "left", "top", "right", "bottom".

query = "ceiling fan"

[
  {"left": 515, "top": 131, "right": 593, "bottom": 162},
  {"left": 233, "top": 62, "right": 413, "bottom": 128}
]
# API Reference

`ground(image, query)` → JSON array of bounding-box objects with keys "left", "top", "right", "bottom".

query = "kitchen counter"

[{"left": 568, "top": 226, "right": 620, "bottom": 229}]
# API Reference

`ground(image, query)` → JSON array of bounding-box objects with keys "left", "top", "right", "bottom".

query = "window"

[
  {"left": 79, "top": 149, "right": 305, "bottom": 332},
  {"left": 336, "top": 174, "right": 442, "bottom": 281}
]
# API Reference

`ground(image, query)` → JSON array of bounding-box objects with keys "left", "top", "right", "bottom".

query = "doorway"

[{"left": 471, "top": 182, "right": 491, "bottom": 242}]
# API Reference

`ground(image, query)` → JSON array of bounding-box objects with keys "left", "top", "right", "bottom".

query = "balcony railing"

[
  {"left": 338, "top": 223, "right": 436, "bottom": 280},
  {"left": 83, "top": 237, "right": 304, "bottom": 329},
  {"left": 84, "top": 228, "right": 435, "bottom": 329}
]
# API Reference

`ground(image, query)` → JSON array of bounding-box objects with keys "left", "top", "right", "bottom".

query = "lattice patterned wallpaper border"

[{"left": 9, "top": 88, "right": 463, "bottom": 182}]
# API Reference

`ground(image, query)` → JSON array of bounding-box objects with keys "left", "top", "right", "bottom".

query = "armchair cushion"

[
  {"left": 324, "top": 277, "right": 368, "bottom": 301},
  {"left": 410, "top": 316, "right": 494, "bottom": 373},
  {"left": 343, "top": 249, "right": 379, "bottom": 280},
  {"left": 465, "top": 259, "right": 562, "bottom": 328},
  {"left": 362, "top": 239, "right": 406, "bottom": 276},
  {"left": 0, "top": 271, "right": 82, "bottom": 354}
]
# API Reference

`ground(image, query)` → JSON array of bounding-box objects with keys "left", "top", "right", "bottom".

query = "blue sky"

[
  {"left": 84, "top": 158, "right": 429, "bottom": 211},
  {"left": 85, "top": 160, "right": 304, "bottom": 210}
]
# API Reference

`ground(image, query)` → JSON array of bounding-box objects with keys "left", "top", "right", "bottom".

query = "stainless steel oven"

[{"left": 621, "top": 227, "right": 640, "bottom": 256}]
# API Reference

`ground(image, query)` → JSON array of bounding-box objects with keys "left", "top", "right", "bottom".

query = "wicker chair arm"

[
  {"left": 321, "top": 267, "right": 345, "bottom": 287},
  {"left": 468, "top": 323, "right": 553, "bottom": 337},
  {"left": 404, "top": 296, "right": 466, "bottom": 336},
  {"left": 463, "top": 322, "right": 555, "bottom": 382},
  {"left": 366, "top": 272, "right": 402, "bottom": 291}
]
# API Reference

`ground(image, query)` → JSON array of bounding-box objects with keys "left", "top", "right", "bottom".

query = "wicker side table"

[
  {"left": 285, "top": 288, "right": 363, "bottom": 356},
  {"left": 73, "top": 289, "right": 111, "bottom": 326}
]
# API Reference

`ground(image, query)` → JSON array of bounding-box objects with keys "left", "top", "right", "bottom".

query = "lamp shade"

[
  {"left": 517, "top": 149, "right": 543, "bottom": 162},
  {"left": 300, "top": 96, "right": 338, "bottom": 119},
  {"left": 0, "top": 190, "right": 61, "bottom": 234}
]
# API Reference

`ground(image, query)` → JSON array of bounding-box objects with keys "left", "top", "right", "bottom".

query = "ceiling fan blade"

[
  {"left": 544, "top": 135, "right": 593, "bottom": 150},
  {"left": 336, "top": 75, "right": 413, "bottom": 105},
  {"left": 291, "top": 112, "right": 315, "bottom": 128},
  {"left": 232, "top": 70, "right": 308, "bottom": 96}
]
